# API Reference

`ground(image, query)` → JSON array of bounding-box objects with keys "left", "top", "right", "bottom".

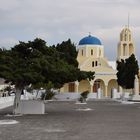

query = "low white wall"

[
  {"left": 112, "top": 91, "right": 132, "bottom": 100},
  {"left": 112, "top": 92, "right": 121, "bottom": 99},
  {"left": 88, "top": 93, "right": 97, "bottom": 99},
  {"left": 54, "top": 92, "right": 99, "bottom": 101},
  {"left": 0, "top": 94, "right": 37, "bottom": 110},
  {"left": 0, "top": 96, "right": 15, "bottom": 109},
  {"left": 22, "top": 91, "right": 36, "bottom": 100},
  {"left": 55, "top": 93, "right": 80, "bottom": 101},
  {"left": 15, "top": 100, "right": 45, "bottom": 114},
  {"left": 132, "top": 94, "right": 140, "bottom": 101},
  {"left": 123, "top": 92, "right": 130, "bottom": 99}
]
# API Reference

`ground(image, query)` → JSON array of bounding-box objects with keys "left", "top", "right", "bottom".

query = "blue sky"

[{"left": 0, "top": 0, "right": 140, "bottom": 61}]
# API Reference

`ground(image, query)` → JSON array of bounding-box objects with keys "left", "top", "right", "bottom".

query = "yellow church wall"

[
  {"left": 93, "top": 79, "right": 105, "bottom": 95},
  {"left": 77, "top": 45, "right": 104, "bottom": 63},
  {"left": 99, "top": 58, "right": 110, "bottom": 67},
  {"left": 60, "top": 72, "right": 118, "bottom": 97},
  {"left": 60, "top": 83, "right": 69, "bottom": 93},
  {"left": 85, "top": 46, "right": 104, "bottom": 58},
  {"left": 93, "top": 75, "right": 118, "bottom": 97},
  {"left": 80, "top": 63, "right": 117, "bottom": 74},
  {"left": 99, "top": 81, "right": 105, "bottom": 96},
  {"left": 100, "top": 47, "right": 104, "bottom": 57},
  {"left": 108, "top": 79, "right": 118, "bottom": 97},
  {"left": 94, "top": 66, "right": 117, "bottom": 73},
  {"left": 77, "top": 57, "right": 87, "bottom": 66},
  {"left": 78, "top": 49, "right": 115, "bottom": 72},
  {"left": 77, "top": 47, "right": 86, "bottom": 57},
  {"left": 59, "top": 87, "right": 64, "bottom": 93},
  {"left": 94, "top": 75, "right": 117, "bottom": 84},
  {"left": 78, "top": 80, "right": 90, "bottom": 93}
]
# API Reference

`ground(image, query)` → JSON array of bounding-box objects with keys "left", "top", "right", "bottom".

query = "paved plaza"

[{"left": 0, "top": 100, "right": 140, "bottom": 140}]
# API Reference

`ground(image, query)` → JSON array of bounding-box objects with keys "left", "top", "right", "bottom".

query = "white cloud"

[
  {"left": 0, "top": 0, "right": 20, "bottom": 11},
  {"left": 0, "top": 0, "right": 140, "bottom": 60},
  {"left": 0, "top": 38, "right": 18, "bottom": 49}
]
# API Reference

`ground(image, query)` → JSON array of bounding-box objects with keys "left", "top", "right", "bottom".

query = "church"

[{"left": 60, "top": 27, "right": 139, "bottom": 98}]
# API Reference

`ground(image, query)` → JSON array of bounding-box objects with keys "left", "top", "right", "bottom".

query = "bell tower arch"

[{"left": 117, "top": 27, "right": 135, "bottom": 60}]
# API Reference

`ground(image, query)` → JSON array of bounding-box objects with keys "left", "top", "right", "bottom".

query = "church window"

[
  {"left": 91, "top": 49, "right": 93, "bottom": 55},
  {"left": 129, "top": 34, "right": 131, "bottom": 41},
  {"left": 129, "top": 44, "right": 134, "bottom": 55},
  {"left": 81, "top": 50, "right": 83, "bottom": 56},
  {"left": 120, "top": 33, "right": 123, "bottom": 41},
  {"left": 68, "top": 83, "right": 75, "bottom": 92},
  {"left": 99, "top": 49, "right": 101, "bottom": 56},
  {"left": 124, "top": 34, "right": 127, "bottom": 41},
  {"left": 123, "top": 44, "right": 127, "bottom": 56},
  {"left": 92, "top": 61, "right": 94, "bottom": 67},
  {"left": 95, "top": 61, "right": 98, "bottom": 66}
]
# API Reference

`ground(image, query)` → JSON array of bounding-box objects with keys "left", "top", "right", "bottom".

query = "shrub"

[
  {"left": 79, "top": 90, "right": 89, "bottom": 102},
  {"left": 81, "top": 90, "right": 89, "bottom": 99},
  {"left": 41, "top": 90, "right": 55, "bottom": 100}
]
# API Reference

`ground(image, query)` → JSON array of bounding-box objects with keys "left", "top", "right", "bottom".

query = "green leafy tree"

[
  {"left": 0, "top": 38, "right": 49, "bottom": 114},
  {"left": 50, "top": 39, "right": 95, "bottom": 88},
  {"left": 116, "top": 54, "right": 139, "bottom": 90},
  {"left": 54, "top": 39, "right": 78, "bottom": 67},
  {"left": 43, "top": 56, "right": 95, "bottom": 88},
  {"left": 0, "top": 38, "right": 94, "bottom": 114}
]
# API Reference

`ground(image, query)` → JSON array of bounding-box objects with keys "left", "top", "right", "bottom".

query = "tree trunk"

[
  {"left": 13, "top": 88, "right": 22, "bottom": 115},
  {"left": 122, "top": 88, "right": 125, "bottom": 100},
  {"left": 36, "top": 90, "right": 39, "bottom": 99}
]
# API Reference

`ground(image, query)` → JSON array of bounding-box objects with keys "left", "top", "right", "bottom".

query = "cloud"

[
  {"left": 0, "top": 0, "right": 20, "bottom": 11},
  {"left": 0, "top": 38, "right": 18, "bottom": 49},
  {"left": 0, "top": 0, "right": 140, "bottom": 60}
]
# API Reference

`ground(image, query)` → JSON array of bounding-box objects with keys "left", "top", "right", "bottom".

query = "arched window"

[
  {"left": 92, "top": 61, "right": 94, "bottom": 67},
  {"left": 124, "top": 34, "right": 127, "bottom": 41},
  {"left": 95, "top": 61, "right": 98, "bottom": 66},
  {"left": 123, "top": 44, "right": 127, "bottom": 56},
  {"left": 120, "top": 33, "right": 123, "bottom": 41},
  {"left": 129, "top": 34, "right": 131, "bottom": 41},
  {"left": 129, "top": 44, "right": 134, "bottom": 55},
  {"left": 91, "top": 49, "right": 93, "bottom": 55},
  {"left": 99, "top": 49, "right": 101, "bottom": 57},
  {"left": 81, "top": 50, "right": 83, "bottom": 56}
]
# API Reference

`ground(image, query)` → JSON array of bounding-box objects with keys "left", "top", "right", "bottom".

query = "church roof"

[{"left": 79, "top": 35, "right": 102, "bottom": 45}]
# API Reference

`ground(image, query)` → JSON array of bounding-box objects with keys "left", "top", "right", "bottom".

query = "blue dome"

[{"left": 79, "top": 35, "right": 102, "bottom": 45}]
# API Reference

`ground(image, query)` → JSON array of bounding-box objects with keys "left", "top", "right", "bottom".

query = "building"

[
  {"left": 60, "top": 27, "right": 138, "bottom": 97},
  {"left": 117, "top": 27, "right": 135, "bottom": 60}
]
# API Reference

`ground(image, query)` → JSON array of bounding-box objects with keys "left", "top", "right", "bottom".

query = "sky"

[{"left": 0, "top": 0, "right": 140, "bottom": 61}]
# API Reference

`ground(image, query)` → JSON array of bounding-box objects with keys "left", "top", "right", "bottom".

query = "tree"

[
  {"left": 49, "top": 39, "right": 95, "bottom": 88},
  {"left": 0, "top": 38, "right": 94, "bottom": 114},
  {"left": 43, "top": 54, "right": 94, "bottom": 88},
  {"left": 0, "top": 39, "right": 49, "bottom": 113},
  {"left": 116, "top": 54, "right": 139, "bottom": 90},
  {"left": 54, "top": 39, "right": 78, "bottom": 67}
]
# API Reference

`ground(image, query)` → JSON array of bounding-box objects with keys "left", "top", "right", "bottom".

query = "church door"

[{"left": 93, "top": 81, "right": 100, "bottom": 92}]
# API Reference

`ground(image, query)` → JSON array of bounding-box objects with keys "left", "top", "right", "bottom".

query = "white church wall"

[{"left": 55, "top": 93, "right": 81, "bottom": 101}]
